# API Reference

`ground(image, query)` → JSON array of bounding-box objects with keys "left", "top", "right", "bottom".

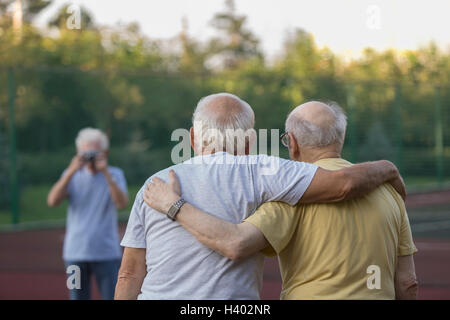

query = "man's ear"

[
  {"left": 245, "top": 129, "right": 256, "bottom": 155},
  {"left": 288, "top": 133, "right": 300, "bottom": 160},
  {"left": 189, "top": 127, "right": 196, "bottom": 153}
]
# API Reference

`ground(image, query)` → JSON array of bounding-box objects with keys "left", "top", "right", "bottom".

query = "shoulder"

[
  {"left": 148, "top": 163, "right": 183, "bottom": 181},
  {"left": 245, "top": 201, "right": 300, "bottom": 245},
  {"left": 314, "top": 158, "right": 353, "bottom": 170},
  {"left": 108, "top": 166, "right": 124, "bottom": 175},
  {"left": 246, "top": 201, "right": 299, "bottom": 227},
  {"left": 256, "top": 201, "right": 298, "bottom": 216},
  {"left": 247, "top": 153, "right": 279, "bottom": 164},
  {"left": 135, "top": 164, "right": 180, "bottom": 201},
  {"left": 107, "top": 166, "right": 126, "bottom": 181},
  {"left": 380, "top": 183, "right": 406, "bottom": 213}
]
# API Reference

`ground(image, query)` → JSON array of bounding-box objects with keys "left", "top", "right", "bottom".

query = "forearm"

[
  {"left": 104, "top": 170, "right": 128, "bottom": 209},
  {"left": 114, "top": 273, "right": 145, "bottom": 300},
  {"left": 395, "top": 255, "right": 418, "bottom": 300},
  {"left": 176, "top": 203, "right": 242, "bottom": 259},
  {"left": 342, "top": 160, "right": 399, "bottom": 200},
  {"left": 47, "top": 170, "right": 74, "bottom": 207},
  {"left": 395, "top": 275, "right": 418, "bottom": 300},
  {"left": 143, "top": 171, "right": 268, "bottom": 260}
]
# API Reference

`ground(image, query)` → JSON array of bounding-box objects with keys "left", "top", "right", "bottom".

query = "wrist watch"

[{"left": 167, "top": 198, "right": 187, "bottom": 221}]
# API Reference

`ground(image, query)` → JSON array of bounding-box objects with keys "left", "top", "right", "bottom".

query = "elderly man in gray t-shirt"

[
  {"left": 47, "top": 128, "right": 129, "bottom": 300},
  {"left": 115, "top": 93, "right": 405, "bottom": 300}
]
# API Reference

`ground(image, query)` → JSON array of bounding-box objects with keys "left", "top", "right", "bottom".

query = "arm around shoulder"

[{"left": 299, "top": 160, "right": 405, "bottom": 204}]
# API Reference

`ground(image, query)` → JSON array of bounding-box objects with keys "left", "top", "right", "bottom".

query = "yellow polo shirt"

[{"left": 245, "top": 158, "right": 417, "bottom": 300}]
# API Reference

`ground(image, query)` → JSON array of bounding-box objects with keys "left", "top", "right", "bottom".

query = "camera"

[{"left": 81, "top": 150, "right": 100, "bottom": 162}]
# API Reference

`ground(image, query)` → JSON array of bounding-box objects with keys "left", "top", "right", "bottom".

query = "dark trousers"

[{"left": 64, "top": 259, "right": 121, "bottom": 300}]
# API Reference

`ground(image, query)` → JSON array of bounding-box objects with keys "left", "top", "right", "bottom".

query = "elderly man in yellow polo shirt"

[{"left": 144, "top": 101, "right": 418, "bottom": 300}]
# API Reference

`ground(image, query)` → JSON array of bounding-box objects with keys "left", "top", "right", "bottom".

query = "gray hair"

[
  {"left": 75, "top": 127, "right": 109, "bottom": 151},
  {"left": 285, "top": 102, "right": 347, "bottom": 148},
  {"left": 192, "top": 93, "right": 256, "bottom": 154}
]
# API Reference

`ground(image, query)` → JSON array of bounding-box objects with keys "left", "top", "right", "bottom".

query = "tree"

[
  {"left": 177, "top": 17, "right": 210, "bottom": 74},
  {"left": 278, "top": 29, "right": 319, "bottom": 78},
  {"left": 208, "top": 0, "right": 261, "bottom": 69},
  {"left": 274, "top": 29, "right": 344, "bottom": 106},
  {"left": 48, "top": 2, "right": 95, "bottom": 30},
  {"left": 0, "top": 0, "right": 52, "bottom": 23}
]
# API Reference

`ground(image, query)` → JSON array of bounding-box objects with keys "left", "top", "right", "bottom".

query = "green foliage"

[
  {"left": 0, "top": 0, "right": 449, "bottom": 208},
  {"left": 0, "top": 183, "right": 141, "bottom": 225},
  {"left": 359, "top": 122, "right": 394, "bottom": 162},
  {"left": 0, "top": 131, "right": 8, "bottom": 209},
  {"left": 208, "top": 0, "right": 262, "bottom": 69},
  {"left": 48, "top": 2, "right": 94, "bottom": 30},
  {"left": 0, "top": 0, "right": 52, "bottom": 23}
]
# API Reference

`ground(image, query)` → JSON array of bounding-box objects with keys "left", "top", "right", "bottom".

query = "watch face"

[
  {"left": 167, "top": 199, "right": 185, "bottom": 221},
  {"left": 167, "top": 206, "right": 177, "bottom": 220}
]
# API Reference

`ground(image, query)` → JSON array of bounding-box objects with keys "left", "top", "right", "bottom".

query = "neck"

[
  {"left": 298, "top": 147, "right": 341, "bottom": 164},
  {"left": 197, "top": 149, "right": 223, "bottom": 156},
  {"left": 197, "top": 147, "right": 250, "bottom": 156}
]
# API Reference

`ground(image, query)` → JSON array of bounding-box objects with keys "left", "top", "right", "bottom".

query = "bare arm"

[
  {"left": 171, "top": 203, "right": 267, "bottom": 261},
  {"left": 96, "top": 154, "right": 129, "bottom": 210},
  {"left": 104, "top": 169, "right": 129, "bottom": 210},
  {"left": 143, "top": 171, "right": 269, "bottom": 261},
  {"left": 300, "top": 160, "right": 405, "bottom": 204},
  {"left": 47, "top": 155, "right": 83, "bottom": 207},
  {"left": 395, "top": 255, "right": 418, "bottom": 300},
  {"left": 114, "top": 247, "right": 147, "bottom": 300},
  {"left": 143, "top": 159, "right": 405, "bottom": 261}
]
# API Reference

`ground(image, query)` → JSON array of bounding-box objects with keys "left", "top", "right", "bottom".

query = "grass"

[
  {"left": 0, "top": 184, "right": 142, "bottom": 227},
  {"left": 0, "top": 176, "right": 449, "bottom": 228}
]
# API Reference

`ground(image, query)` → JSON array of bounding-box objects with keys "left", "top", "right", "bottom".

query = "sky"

[{"left": 35, "top": 0, "right": 450, "bottom": 59}]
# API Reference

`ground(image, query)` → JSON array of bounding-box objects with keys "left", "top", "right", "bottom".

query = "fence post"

[
  {"left": 434, "top": 86, "right": 444, "bottom": 186},
  {"left": 8, "top": 68, "right": 19, "bottom": 225},
  {"left": 394, "top": 84, "right": 403, "bottom": 173},
  {"left": 346, "top": 83, "right": 358, "bottom": 163}
]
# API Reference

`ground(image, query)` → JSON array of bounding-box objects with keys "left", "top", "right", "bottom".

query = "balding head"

[
  {"left": 192, "top": 93, "right": 256, "bottom": 154},
  {"left": 293, "top": 101, "right": 339, "bottom": 128},
  {"left": 286, "top": 101, "right": 347, "bottom": 149},
  {"left": 197, "top": 93, "right": 249, "bottom": 125}
]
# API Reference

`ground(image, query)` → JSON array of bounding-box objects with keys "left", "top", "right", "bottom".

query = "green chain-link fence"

[{"left": 1, "top": 66, "right": 449, "bottom": 225}]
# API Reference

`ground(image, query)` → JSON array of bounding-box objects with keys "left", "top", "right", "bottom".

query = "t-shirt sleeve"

[
  {"left": 244, "top": 202, "right": 300, "bottom": 257},
  {"left": 395, "top": 194, "right": 418, "bottom": 256},
  {"left": 253, "top": 155, "right": 318, "bottom": 205},
  {"left": 120, "top": 188, "right": 147, "bottom": 248}
]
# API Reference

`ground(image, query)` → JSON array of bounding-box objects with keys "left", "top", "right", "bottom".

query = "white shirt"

[{"left": 121, "top": 152, "right": 318, "bottom": 299}]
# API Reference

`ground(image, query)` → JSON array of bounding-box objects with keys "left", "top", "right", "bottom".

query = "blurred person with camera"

[{"left": 47, "top": 127, "right": 128, "bottom": 300}]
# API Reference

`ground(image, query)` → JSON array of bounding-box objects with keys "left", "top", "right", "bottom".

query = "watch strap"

[{"left": 167, "top": 198, "right": 186, "bottom": 221}]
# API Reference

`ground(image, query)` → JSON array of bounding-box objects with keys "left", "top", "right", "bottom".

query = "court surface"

[{"left": 1, "top": 190, "right": 449, "bottom": 300}]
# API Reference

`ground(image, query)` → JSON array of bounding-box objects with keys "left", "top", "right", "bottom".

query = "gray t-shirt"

[
  {"left": 63, "top": 166, "right": 128, "bottom": 261},
  {"left": 121, "top": 152, "right": 318, "bottom": 300}
]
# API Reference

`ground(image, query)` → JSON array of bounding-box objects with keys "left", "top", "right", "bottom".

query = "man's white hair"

[
  {"left": 75, "top": 127, "right": 109, "bottom": 151},
  {"left": 285, "top": 102, "right": 347, "bottom": 148},
  {"left": 192, "top": 93, "right": 255, "bottom": 154}
]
